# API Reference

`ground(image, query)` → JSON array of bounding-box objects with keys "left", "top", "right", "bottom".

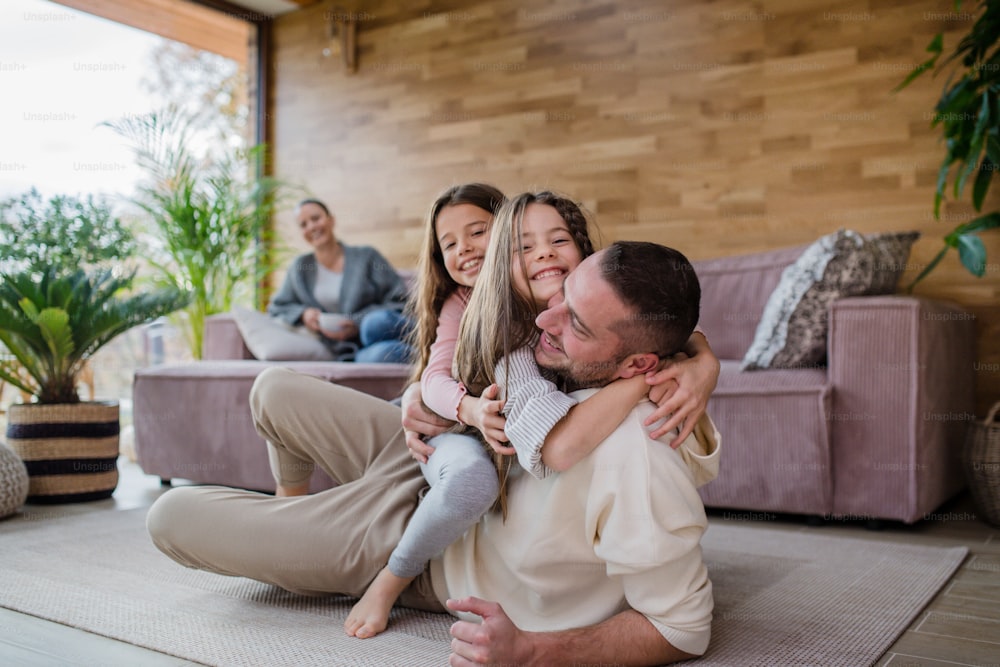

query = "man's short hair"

[{"left": 599, "top": 241, "right": 701, "bottom": 359}]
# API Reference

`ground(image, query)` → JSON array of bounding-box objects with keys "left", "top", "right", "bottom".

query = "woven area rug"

[{"left": 0, "top": 508, "right": 966, "bottom": 667}]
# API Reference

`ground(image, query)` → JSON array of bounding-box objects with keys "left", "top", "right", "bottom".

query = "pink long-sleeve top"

[{"left": 420, "top": 287, "right": 472, "bottom": 422}]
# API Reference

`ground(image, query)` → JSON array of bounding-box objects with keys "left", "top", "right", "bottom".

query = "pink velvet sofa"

[
  {"left": 694, "top": 244, "right": 974, "bottom": 524},
  {"left": 132, "top": 243, "right": 976, "bottom": 523},
  {"left": 133, "top": 317, "right": 412, "bottom": 493}
]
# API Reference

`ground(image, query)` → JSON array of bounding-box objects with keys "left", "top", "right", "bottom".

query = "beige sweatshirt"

[{"left": 431, "top": 391, "right": 721, "bottom": 656}]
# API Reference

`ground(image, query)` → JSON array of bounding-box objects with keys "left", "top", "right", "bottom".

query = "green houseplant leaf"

[
  {"left": 972, "top": 156, "right": 994, "bottom": 209},
  {"left": 897, "top": 0, "right": 1000, "bottom": 290},
  {"left": 956, "top": 232, "right": 988, "bottom": 275},
  {"left": 0, "top": 267, "right": 189, "bottom": 404},
  {"left": 893, "top": 33, "right": 944, "bottom": 92}
]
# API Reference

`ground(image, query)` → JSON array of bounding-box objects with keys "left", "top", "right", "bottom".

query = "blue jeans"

[{"left": 355, "top": 309, "right": 413, "bottom": 364}]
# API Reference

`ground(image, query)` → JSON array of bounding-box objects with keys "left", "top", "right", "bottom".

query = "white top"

[
  {"left": 431, "top": 398, "right": 721, "bottom": 656},
  {"left": 313, "top": 265, "right": 343, "bottom": 313}
]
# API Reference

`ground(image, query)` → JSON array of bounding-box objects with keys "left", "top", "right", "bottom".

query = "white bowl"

[{"left": 318, "top": 312, "right": 351, "bottom": 332}]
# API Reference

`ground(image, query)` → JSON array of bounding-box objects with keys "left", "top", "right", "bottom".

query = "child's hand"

[
  {"left": 643, "top": 350, "right": 716, "bottom": 447},
  {"left": 622, "top": 374, "right": 650, "bottom": 397},
  {"left": 459, "top": 385, "right": 508, "bottom": 452}
]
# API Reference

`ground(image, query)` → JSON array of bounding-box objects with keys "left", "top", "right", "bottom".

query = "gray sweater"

[{"left": 267, "top": 243, "right": 409, "bottom": 360}]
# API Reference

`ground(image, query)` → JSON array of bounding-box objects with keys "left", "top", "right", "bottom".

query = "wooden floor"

[{"left": 2, "top": 458, "right": 998, "bottom": 667}]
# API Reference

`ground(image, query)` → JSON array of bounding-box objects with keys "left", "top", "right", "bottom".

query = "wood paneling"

[{"left": 270, "top": 0, "right": 1000, "bottom": 414}]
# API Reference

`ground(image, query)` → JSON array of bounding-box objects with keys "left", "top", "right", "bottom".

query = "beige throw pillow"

[{"left": 230, "top": 307, "right": 334, "bottom": 361}]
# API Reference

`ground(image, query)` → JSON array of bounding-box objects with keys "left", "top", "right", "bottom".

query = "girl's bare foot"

[{"left": 345, "top": 567, "right": 414, "bottom": 639}]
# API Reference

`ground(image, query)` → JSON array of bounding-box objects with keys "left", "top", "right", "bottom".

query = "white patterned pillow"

[
  {"left": 230, "top": 307, "right": 334, "bottom": 361},
  {"left": 741, "top": 229, "right": 877, "bottom": 370}
]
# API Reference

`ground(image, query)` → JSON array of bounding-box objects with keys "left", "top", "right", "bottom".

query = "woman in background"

[{"left": 268, "top": 198, "right": 411, "bottom": 363}]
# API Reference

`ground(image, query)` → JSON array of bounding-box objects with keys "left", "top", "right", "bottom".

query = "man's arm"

[{"left": 447, "top": 598, "right": 694, "bottom": 667}]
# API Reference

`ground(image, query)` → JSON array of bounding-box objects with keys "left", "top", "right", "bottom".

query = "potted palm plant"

[
  {"left": 104, "top": 107, "right": 289, "bottom": 358},
  {"left": 0, "top": 267, "right": 189, "bottom": 503}
]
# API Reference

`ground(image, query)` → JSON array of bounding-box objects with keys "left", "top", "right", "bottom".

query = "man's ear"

[{"left": 617, "top": 353, "right": 659, "bottom": 378}]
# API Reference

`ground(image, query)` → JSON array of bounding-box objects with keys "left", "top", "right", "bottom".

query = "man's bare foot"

[
  {"left": 345, "top": 567, "right": 414, "bottom": 639},
  {"left": 275, "top": 482, "right": 309, "bottom": 497}
]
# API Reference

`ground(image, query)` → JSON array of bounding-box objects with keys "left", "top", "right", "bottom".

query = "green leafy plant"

[
  {"left": 103, "top": 107, "right": 289, "bottom": 358},
  {"left": 0, "top": 268, "right": 189, "bottom": 404},
  {"left": 897, "top": 0, "right": 1000, "bottom": 288},
  {"left": 0, "top": 188, "right": 136, "bottom": 276}
]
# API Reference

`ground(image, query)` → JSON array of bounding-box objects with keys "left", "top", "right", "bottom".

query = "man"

[{"left": 147, "top": 241, "right": 720, "bottom": 666}]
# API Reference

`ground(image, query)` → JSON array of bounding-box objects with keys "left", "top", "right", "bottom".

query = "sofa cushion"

[
  {"left": 231, "top": 307, "right": 335, "bottom": 361},
  {"left": 741, "top": 230, "right": 878, "bottom": 370}
]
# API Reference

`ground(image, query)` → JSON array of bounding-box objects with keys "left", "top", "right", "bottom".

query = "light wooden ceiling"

[
  {"left": 47, "top": 0, "right": 326, "bottom": 62},
  {"left": 224, "top": 0, "right": 322, "bottom": 16}
]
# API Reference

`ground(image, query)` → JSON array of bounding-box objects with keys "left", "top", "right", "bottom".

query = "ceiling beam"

[{"left": 48, "top": 0, "right": 250, "bottom": 64}]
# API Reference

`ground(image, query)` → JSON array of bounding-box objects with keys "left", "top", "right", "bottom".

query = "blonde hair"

[
  {"left": 404, "top": 183, "right": 506, "bottom": 385},
  {"left": 453, "top": 190, "right": 597, "bottom": 517}
]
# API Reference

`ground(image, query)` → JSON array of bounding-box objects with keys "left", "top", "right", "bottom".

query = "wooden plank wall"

[{"left": 269, "top": 0, "right": 1000, "bottom": 415}]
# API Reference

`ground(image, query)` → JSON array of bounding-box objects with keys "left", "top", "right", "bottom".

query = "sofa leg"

[{"left": 160, "top": 477, "right": 172, "bottom": 487}]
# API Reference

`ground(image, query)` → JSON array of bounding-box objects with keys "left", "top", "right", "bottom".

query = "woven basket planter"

[
  {"left": 6, "top": 401, "right": 120, "bottom": 504},
  {"left": 962, "top": 401, "right": 1000, "bottom": 527},
  {"left": 0, "top": 443, "right": 29, "bottom": 518}
]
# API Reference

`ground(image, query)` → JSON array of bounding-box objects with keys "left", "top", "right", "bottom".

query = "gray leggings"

[{"left": 388, "top": 432, "right": 499, "bottom": 578}]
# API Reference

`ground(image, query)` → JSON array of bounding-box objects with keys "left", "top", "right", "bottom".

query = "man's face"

[{"left": 533, "top": 251, "right": 632, "bottom": 387}]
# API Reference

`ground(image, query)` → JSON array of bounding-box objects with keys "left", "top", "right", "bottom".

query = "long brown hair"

[
  {"left": 403, "top": 183, "right": 506, "bottom": 385},
  {"left": 453, "top": 190, "right": 597, "bottom": 516}
]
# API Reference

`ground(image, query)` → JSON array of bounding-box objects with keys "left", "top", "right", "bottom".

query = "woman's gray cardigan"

[{"left": 267, "top": 243, "right": 409, "bottom": 360}]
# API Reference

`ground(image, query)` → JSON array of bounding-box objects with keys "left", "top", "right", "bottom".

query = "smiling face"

[
  {"left": 297, "top": 202, "right": 335, "bottom": 248},
  {"left": 533, "top": 250, "right": 635, "bottom": 387},
  {"left": 436, "top": 203, "right": 492, "bottom": 288},
  {"left": 511, "top": 203, "right": 585, "bottom": 309}
]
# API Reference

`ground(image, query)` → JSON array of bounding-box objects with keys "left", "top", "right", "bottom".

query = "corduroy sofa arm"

[
  {"left": 826, "top": 295, "right": 975, "bottom": 522},
  {"left": 202, "top": 313, "right": 255, "bottom": 360}
]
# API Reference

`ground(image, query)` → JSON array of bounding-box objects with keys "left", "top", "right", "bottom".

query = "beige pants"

[{"left": 145, "top": 367, "right": 443, "bottom": 611}]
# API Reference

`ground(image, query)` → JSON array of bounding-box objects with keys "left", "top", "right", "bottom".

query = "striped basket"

[{"left": 6, "top": 401, "right": 120, "bottom": 504}]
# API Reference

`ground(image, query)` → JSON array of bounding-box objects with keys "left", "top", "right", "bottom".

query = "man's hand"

[
  {"left": 643, "top": 332, "right": 720, "bottom": 446},
  {"left": 448, "top": 600, "right": 695, "bottom": 666},
  {"left": 447, "top": 597, "right": 533, "bottom": 666},
  {"left": 400, "top": 383, "right": 453, "bottom": 463}
]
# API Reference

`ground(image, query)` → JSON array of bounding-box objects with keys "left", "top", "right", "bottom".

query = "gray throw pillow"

[
  {"left": 230, "top": 307, "right": 335, "bottom": 361},
  {"left": 865, "top": 230, "right": 921, "bottom": 294},
  {"left": 741, "top": 229, "right": 877, "bottom": 370}
]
